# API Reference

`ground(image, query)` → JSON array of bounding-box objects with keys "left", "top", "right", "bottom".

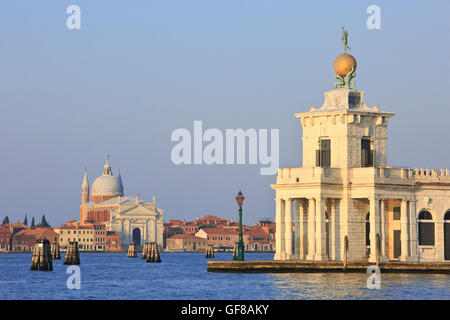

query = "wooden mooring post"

[
  {"left": 30, "top": 238, "right": 53, "bottom": 271},
  {"left": 51, "top": 242, "right": 61, "bottom": 260},
  {"left": 205, "top": 245, "right": 215, "bottom": 259},
  {"left": 232, "top": 243, "right": 238, "bottom": 261},
  {"left": 64, "top": 241, "right": 80, "bottom": 265},
  {"left": 142, "top": 243, "right": 149, "bottom": 259},
  {"left": 147, "top": 242, "right": 161, "bottom": 263},
  {"left": 343, "top": 236, "right": 348, "bottom": 271},
  {"left": 127, "top": 242, "right": 137, "bottom": 258}
]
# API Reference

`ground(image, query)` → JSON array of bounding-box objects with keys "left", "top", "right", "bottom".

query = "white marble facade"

[
  {"left": 108, "top": 196, "right": 164, "bottom": 249},
  {"left": 272, "top": 88, "right": 450, "bottom": 263}
]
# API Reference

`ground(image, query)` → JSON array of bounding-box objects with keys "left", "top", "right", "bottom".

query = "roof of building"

[
  {"left": 167, "top": 234, "right": 205, "bottom": 240},
  {"left": 198, "top": 227, "right": 239, "bottom": 235},
  {"left": 14, "top": 228, "right": 58, "bottom": 237},
  {"left": 55, "top": 223, "right": 94, "bottom": 230}
]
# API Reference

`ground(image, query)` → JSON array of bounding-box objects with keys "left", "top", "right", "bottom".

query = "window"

[
  {"left": 361, "top": 138, "right": 373, "bottom": 167},
  {"left": 418, "top": 210, "right": 434, "bottom": 245},
  {"left": 393, "top": 207, "right": 401, "bottom": 220},
  {"left": 316, "top": 139, "right": 331, "bottom": 167}
]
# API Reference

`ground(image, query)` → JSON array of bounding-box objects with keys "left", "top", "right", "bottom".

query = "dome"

[
  {"left": 333, "top": 53, "right": 357, "bottom": 77},
  {"left": 91, "top": 175, "right": 123, "bottom": 196},
  {"left": 90, "top": 156, "right": 124, "bottom": 196}
]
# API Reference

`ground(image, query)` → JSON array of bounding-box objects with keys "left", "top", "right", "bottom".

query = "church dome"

[
  {"left": 91, "top": 156, "right": 124, "bottom": 196},
  {"left": 91, "top": 175, "right": 123, "bottom": 196}
]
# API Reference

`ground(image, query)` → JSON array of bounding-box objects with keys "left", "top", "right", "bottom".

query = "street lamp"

[{"left": 235, "top": 191, "right": 245, "bottom": 261}]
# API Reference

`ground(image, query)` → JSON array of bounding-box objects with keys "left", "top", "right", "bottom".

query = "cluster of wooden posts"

[
  {"left": 64, "top": 241, "right": 80, "bottom": 265},
  {"left": 30, "top": 239, "right": 79, "bottom": 271},
  {"left": 132, "top": 242, "right": 161, "bottom": 263},
  {"left": 30, "top": 238, "right": 53, "bottom": 271},
  {"left": 205, "top": 245, "right": 215, "bottom": 258},
  {"left": 51, "top": 242, "right": 61, "bottom": 260},
  {"left": 127, "top": 242, "right": 138, "bottom": 257}
]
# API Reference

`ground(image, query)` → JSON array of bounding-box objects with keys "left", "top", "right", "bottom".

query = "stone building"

[
  {"left": 166, "top": 234, "right": 208, "bottom": 252},
  {"left": 80, "top": 156, "right": 164, "bottom": 249},
  {"left": 272, "top": 55, "right": 450, "bottom": 263}
]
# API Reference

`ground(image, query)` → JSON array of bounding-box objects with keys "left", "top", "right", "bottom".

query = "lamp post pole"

[{"left": 236, "top": 191, "right": 245, "bottom": 261}]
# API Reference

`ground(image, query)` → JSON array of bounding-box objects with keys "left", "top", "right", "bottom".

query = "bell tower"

[{"left": 81, "top": 169, "right": 90, "bottom": 204}]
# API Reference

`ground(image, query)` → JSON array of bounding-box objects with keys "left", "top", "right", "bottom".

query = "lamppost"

[{"left": 235, "top": 191, "right": 245, "bottom": 261}]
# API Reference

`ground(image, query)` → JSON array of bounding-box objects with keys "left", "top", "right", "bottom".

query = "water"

[{"left": 1, "top": 252, "right": 449, "bottom": 299}]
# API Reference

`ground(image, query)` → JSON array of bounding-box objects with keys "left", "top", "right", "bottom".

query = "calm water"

[{"left": 0, "top": 252, "right": 449, "bottom": 300}]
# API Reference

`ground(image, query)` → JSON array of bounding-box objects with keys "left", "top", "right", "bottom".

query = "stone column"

[
  {"left": 285, "top": 199, "right": 292, "bottom": 260},
  {"left": 314, "top": 198, "right": 328, "bottom": 261},
  {"left": 299, "top": 199, "right": 307, "bottom": 260},
  {"left": 436, "top": 213, "right": 445, "bottom": 262},
  {"left": 294, "top": 199, "right": 301, "bottom": 260},
  {"left": 330, "top": 199, "right": 336, "bottom": 260},
  {"left": 400, "top": 199, "right": 410, "bottom": 261},
  {"left": 409, "top": 200, "right": 419, "bottom": 261},
  {"left": 274, "top": 197, "right": 285, "bottom": 260},
  {"left": 369, "top": 196, "right": 381, "bottom": 263},
  {"left": 306, "top": 198, "right": 316, "bottom": 260},
  {"left": 380, "top": 199, "right": 387, "bottom": 257}
]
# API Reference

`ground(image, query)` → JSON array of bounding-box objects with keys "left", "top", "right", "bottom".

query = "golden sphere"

[{"left": 333, "top": 53, "right": 357, "bottom": 77}]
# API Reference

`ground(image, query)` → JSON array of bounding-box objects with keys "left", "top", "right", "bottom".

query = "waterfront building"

[
  {"left": 12, "top": 228, "right": 58, "bottom": 252},
  {"left": 54, "top": 223, "right": 95, "bottom": 251},
  {"left": 195, "top": 226, "right": 274, "bottom": 251},
  {"left": 166, "top": 234, "right": 208, "bottom": 252},
  {"left": 0, "top": 226, "right": 11, "bottom": 252},
  {"left": 272, "top": 51, "right": 450, "bottom": 262},
  {"left": 80, "top": 156, "right": 164, "bottom": 249}
]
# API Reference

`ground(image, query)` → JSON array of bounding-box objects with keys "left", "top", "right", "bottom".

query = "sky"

[{"left": 0, "top": 1, "right": 449, "bottom": 226}]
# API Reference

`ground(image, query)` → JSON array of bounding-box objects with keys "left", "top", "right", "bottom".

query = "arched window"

[
  {"left": 365, "top": 213, "right": 370, "bottom": 246},
  {"left": 418, "top": 210, "right": 435, "bottom": 246},
  {"left": 444, "top": 211, "right": 450, "bottom": 221}
]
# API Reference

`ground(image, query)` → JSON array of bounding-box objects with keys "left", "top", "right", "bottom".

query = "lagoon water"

[{"left": 1, "top": 252, "right": 449, "bottom": 300}]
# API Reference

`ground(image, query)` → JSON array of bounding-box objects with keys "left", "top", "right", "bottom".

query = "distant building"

[
  {"left": 12, "top": 228, "right": 58, "bottom": 252},
  {"left": 105, "top": 231, "right": 122, "bottom": 251},
  {"left": 79, "top": 156, "right": 164, "bottom": 249},
  {"left": 0, "top": 226, "right": 11, "bottom": 252},
  {"left": 3, "top": 222, "right": 28, "bottom": 251},
  {"left": 54, "top": 223, "right": 95, "bottom": 251},
  {"left": 166, "top": 234, "right": 207, "bottom": 252},
  {"left": 195, "top": 226, "right": 274, "bottom": 252}
]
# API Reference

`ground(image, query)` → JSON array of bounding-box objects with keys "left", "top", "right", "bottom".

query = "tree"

[
  {"left": 31, "top": 217, "right": 36, "bottom": 229},
  {"left": 23, "top": 214, "right": 28, "bottom": 226},
  {"left": 2, "top": 216, "right": 9, "bottom": 225},
  {"left": 38, "top": 215, "right": 50, "bottom": 228}
]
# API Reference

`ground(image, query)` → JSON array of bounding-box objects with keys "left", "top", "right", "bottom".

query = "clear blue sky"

[{"left": 0, "top": 1, "right": 449, "bottom": 226}]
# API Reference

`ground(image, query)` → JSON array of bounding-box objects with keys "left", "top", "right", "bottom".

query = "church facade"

[
  {"left": 272, "top": 62, "right": 450, "bottom": 263},
  {"left": 80, "top": 157, "right": 164, "bottom": 249}
]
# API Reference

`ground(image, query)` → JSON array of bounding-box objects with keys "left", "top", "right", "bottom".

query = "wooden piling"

[
  {"left": 205, "top": 245, "right": 215, "bottom": 259},
  {"left": 128, "top": 242, "right": 137, "bottom": 258},
  {"left": 154, "top": 242, "right": 161, "bottom": 263},
  {"left": 142, "top": 243, "right": 149, "bottom": 259},
  {"left": 232, "top": 243, "right": 237, "bottom": 261},
  {"left": 376, "top": 233, "right": 380, "bottom": 267},
  {"left": 64, "top": 241, "right": 80, "bottom": 265},
  {"left": 343, "top": 236, "right": 348, "bottom": 271},
  {"left": 51, "top": 242, "right": 61, "bottom": 259},
  {"left": 146, "top": 242, "right": 161, "bottom": 263},
  {"left": 30, "top": 238, "right": 53, "bottom": 271}
]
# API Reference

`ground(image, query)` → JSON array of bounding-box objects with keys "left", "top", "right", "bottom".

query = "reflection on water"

[
  {"left": 268, "top": 273, "right": 450, "bottom": 299},
  {"left": 0, "top": 253, "right": 449, "bottom": 299}
]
